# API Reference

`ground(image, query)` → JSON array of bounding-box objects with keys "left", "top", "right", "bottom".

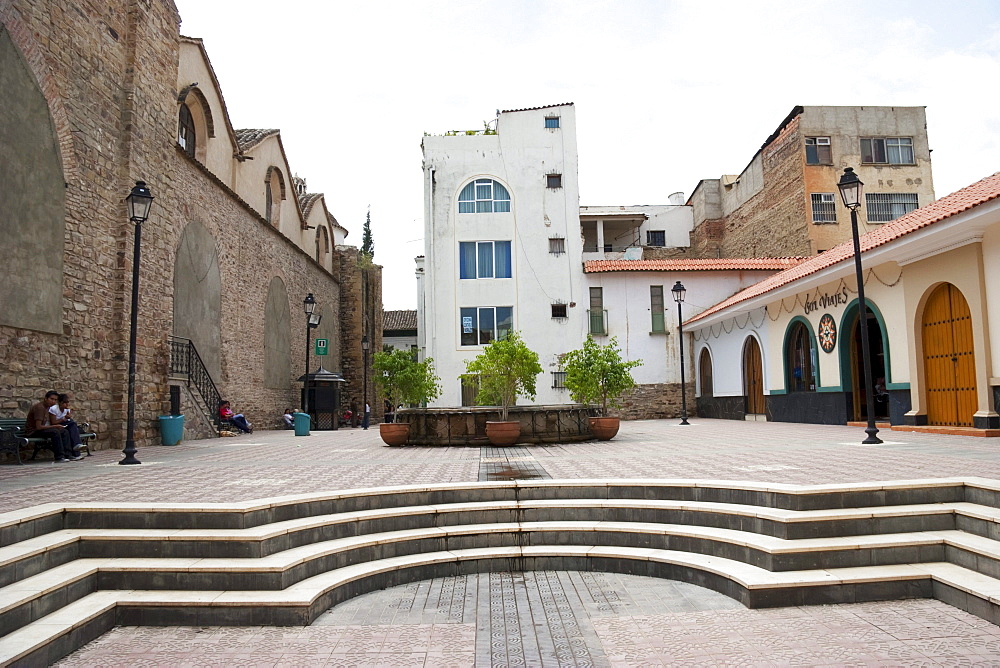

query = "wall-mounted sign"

[
  {"left": 803, "top": 285, "right": 850, "bottom": 315},
  {"left": 818, "top": 314, "right": 837, "bottom": 353},
  {"left": 315, "top": 338, "right": 328, "bottom": 356}
]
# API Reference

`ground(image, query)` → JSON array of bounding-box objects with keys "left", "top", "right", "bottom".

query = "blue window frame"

[
  {"left": 460, "top": 306, "right": 513, "bottom": 346},
  {"left": 459, "top": 241, "right": 511, "bottom": 279},
  {"left": 458, "top": 179, "right": 511, "bottom": 213},
  {"left": 545, "top": 116, "right": 560, "bottom": 129}
]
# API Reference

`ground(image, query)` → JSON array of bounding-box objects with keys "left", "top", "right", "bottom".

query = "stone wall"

[
  {"left": 0, "top": 0, "right": 378, "bottom": 452},
  {"left": 618, "top": 382, "right": 696, "bottom": 421}
]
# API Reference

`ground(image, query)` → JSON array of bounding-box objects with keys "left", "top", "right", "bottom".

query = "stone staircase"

[{"left": 4, "top": 477, "right": 1000, "bottom": 666}]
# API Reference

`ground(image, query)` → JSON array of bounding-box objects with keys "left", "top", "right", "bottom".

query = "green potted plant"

[
  {"left": 373, "top": 349, "right": 442, "bottom": 445},
  {"left": 562, "top": 335, "right": 642, "bottom": 440},
  {"left": 463, "top": 331, "right": 542, "bottom": 445}
]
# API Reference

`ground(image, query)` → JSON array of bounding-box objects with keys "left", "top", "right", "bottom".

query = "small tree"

[
  {"left": 562, "top": 336, "right": 642, "bottom": 417},
  {"left": 463, "top": 331, "right": 542, "bottom": 421},
  {"left": 373, "top": 349, "right": 441, "bottom": 407},
  {"left": 361, "top": 207, "right": 374, "bottom": 259}
]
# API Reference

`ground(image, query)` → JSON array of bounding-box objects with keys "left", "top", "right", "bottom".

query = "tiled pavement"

[{"left": 7, "top": 418, "right": 1000, "bottom": 665}]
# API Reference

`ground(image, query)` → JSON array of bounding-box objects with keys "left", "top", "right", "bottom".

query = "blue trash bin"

[
  {"left": 158, "top": 415, "right": 185, "bottom": 446},
  {"left": 293, "top": 412, "right": 311, "bottom": 436}
]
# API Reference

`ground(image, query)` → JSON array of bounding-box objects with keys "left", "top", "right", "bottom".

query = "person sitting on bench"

[
  {"left": 49, "top": 393, "right": 84, "bottom": 453},
  {"left": 219, "top": 400, "right": 252, "bottom": 433},
  {"left": 283, "top": 408, "right": 295, "bottom": 429},
  {"left": 26, "top": 391, "right": 82, "bottom": 462}
]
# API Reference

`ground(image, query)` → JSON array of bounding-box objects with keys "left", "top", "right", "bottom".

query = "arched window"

[
  {"left": 699, "top": 348, "right": 713, "bottom": 397},
  {"left": 316, "top": 225, "right": 330, "bottom": 266},
  {"left": 178, "top": 104, "right": 196, "bottom": 158},
  {"left": 265, "top": 167, "right": 285, "bottom": 227},
  {"left": 786, "top": 321, "right": 816, "bottom": 392},
  {"left": 458, "top": 179, "right": 510, "bottom": 213}
]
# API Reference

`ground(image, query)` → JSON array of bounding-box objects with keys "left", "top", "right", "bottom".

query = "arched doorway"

[
  {"left": 742, "top": 337, "right": 765, "bottom": 416},
  {"left": 698, "top": 348, "right": 713, "bottom": 397},
  {"left": 922, "top": 283, "right": 977, "bottom": 426},
  {"left": 843, "top": 304, "right": 888, "bottom": 421}
]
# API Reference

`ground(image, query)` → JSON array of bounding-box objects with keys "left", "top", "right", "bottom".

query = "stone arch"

[
  {"left": 265, "top": 276, "right": 292, "bottom": 389},
  {"left": 173, "top": 221, "right": 222, "bottom": 381},
  {"left": 176, "top": 85, "right": 216, "bottom": 137},
  {"left": 316, "top": 225, "right": 331, "bottom": 267},
  {"left": 0, "top": 22, "right": 67, "bottom": 333},
  {"left": 265, "top": 166, "right": 286, "bottom": 227}
]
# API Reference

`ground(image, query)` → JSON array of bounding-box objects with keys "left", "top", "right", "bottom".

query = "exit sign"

[{"left": 315, "top": 338, "right": 328, "bottom": 355}]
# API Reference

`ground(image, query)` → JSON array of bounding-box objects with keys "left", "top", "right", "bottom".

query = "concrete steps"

[{"left": 3, "top": 477, "right": 1000, "bottom": 666}]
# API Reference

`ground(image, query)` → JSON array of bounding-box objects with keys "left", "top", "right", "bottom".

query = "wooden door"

[
  {"left": 743, "top": 337, "right": 766, "bottom": 415},
  {"left": 922, "top": 284, "right": 977, "bottom": 426}
]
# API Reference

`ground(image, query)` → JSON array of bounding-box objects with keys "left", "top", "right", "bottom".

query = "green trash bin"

[
  {"left": 293, "top": 412, "right": 311, "bottom": 437},
  {"left": 158, "top": 415, "right": 184, "bottom": 446}
]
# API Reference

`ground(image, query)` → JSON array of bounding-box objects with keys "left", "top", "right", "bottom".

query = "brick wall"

[{"left": 617, "top": 382, "right": 696, "bottom": 421}]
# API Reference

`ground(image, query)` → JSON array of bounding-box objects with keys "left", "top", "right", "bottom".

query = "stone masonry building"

[{"left": 0, "top": 0, "right": 381, "bottom": 451}]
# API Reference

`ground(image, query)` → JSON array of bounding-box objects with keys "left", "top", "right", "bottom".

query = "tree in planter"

[
  {"left": 562, "top": 336, "right": 642, "bottom": 417},
  {"left": 373, "top": 349, "right": 442, "bottom": 408},
  {"left": 463, "top": 331, "right": 542, "bottom": 422}
]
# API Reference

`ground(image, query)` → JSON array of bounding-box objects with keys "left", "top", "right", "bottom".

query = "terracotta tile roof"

[
  {"left": 298, "top": 193, "right": 323, "bottom": 218},
  {"left": 501, "top": 103, "right": 574, "bottom": 113},
  {"left": 234, "top": 128, "right": 279, "bottom": 150},
  {"left": 687, "top": 170, "right": 1000, "bottom": 325},
  {"left": 584, "top": 258, "right": 805, "bottom": 273},
  {"left": 383, "top": 310, "right": 417, "bottom": 331}
]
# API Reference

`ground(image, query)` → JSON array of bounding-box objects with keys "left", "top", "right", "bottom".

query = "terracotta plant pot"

[
  {"left": 485, "top": 421, "right": 521, "bottom": 446},
  {"left": 379, "top": 422, "right": 411, "bottom": 446},
  {"left": 588, "top": 416, "right": 620, "bottom": 441}
]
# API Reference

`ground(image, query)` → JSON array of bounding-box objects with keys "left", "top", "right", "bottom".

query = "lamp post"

[
  {"left": 302, "top": 294, "right": 321, "bottom": 417},
  {"left": 838, "top": 167, "right": 882, "bottom": 445},
  {"left": 671, "top": 281, "right": 690, "bottom": 425},
  {"left": 120, "top": 181, "right": 154, "bottom": 465},
  {"left": 361, "top": 335, "right": 370, "bottom": 426}
]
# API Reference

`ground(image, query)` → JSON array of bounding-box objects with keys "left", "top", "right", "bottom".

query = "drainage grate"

[{"left": 479, "top": 447, "right": 551, "bottom": 481}]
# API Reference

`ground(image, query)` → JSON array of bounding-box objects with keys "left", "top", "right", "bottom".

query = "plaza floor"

[{"left": 5, "top": 418, "right": 1000, "bottom": 666}]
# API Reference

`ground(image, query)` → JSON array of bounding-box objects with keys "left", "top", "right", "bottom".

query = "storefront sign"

[{"left": 803, "top": 285, "right": 850, "bottom": 315}]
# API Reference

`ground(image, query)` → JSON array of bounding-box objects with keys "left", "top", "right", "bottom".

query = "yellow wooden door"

[
  {"left": 743, "top": 337, "right": 765, "bottom": 415},
  {"left": 922, "top": 284, "right": 977, "bottom": 426}
]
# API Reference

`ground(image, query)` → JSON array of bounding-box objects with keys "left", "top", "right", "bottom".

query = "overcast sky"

[{"left": 173, "top": 0, "right": 1000, "bottom": 310}]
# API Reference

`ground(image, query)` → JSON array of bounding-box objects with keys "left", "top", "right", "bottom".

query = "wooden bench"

[{"left": 0, "top": 418, "right": 96, "bottom": 464}]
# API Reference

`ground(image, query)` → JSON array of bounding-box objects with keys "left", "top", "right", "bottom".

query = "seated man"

[{"left": 26, "top": 391, "right": 81, "bottom": 462}]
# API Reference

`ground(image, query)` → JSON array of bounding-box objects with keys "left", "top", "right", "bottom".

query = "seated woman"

[
  {"left": 283, "top": 408, "right": 295, "bottom": 429},
  {"left": 219, "top": 400, "right": 252, "bottom": 433}
]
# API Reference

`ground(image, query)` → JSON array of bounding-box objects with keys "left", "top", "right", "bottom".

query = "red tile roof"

[
  {"left": 383, "top": 310, "right": 417, "bottom": 331},
  {"left": 687, "top": 170, "right": 1000, "bottom": 325},
  {"left": 584, "top": 258, "right": 805, "bottom": 273}
]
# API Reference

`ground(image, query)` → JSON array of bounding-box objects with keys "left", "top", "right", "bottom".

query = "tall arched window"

[
  {"left": 178, "top": 104, "right": 196, "bottom": 158},
  {"left": 786, "top": 321, "right": 816, "bottom": 392},
  {"left": 265, "top": 167, "right": 285, "bottom": 227},
  {"left": 316, "top": 225, "right": 330, "bottom": 266},
  {"left": 698, "top": 348, "right": 713, "bottom": 397},
  {"left": 458, "top": 179, "right": 510, "bottom": 213}
]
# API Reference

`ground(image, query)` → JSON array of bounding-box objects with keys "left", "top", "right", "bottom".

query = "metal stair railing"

[{"left": 169, "top": 336, "right": 222, "bottom": 428}]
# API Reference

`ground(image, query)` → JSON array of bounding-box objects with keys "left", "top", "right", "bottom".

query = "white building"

[{"left": 419, "top": 104, "right": 801, "bottom": 415}]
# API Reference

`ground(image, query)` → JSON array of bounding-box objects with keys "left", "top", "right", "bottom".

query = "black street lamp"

[
  {"left": 671, "top": 280, "right": 690, "bottom": 425},
  {"left": 361, "top": 335, "right": 370, "bottom": 424},
  {"left": 838, "top": 167, "right": 882, "bottom": 445},
  {"left": 120, "top": 181, "right": 154, "bottom": 465},
  {"left": 302, "top": 294, "right": 321, "bottom": 417}
]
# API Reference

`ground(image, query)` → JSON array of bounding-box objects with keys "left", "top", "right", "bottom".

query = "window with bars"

[
  {"left": 551, "top": 371, "right": 567, "bottom": 389},
  {"left": 646, "top": 230, "right": 666, "bottom": 247},
  {"left": 866, "top": 193, "right": 918, "bottom": 222},
  {"left": 546, "top": 174, "right": 562, "bottom": 189},
  {"left": 588, "top": 287, "right": 606, "bottom": 335},
  {"left": 458, "top": 179, "right": 511, "bottom": 213},
  {"left": 178, "top": 104, "right": 196, "bottom": 158},
  {"left": 811, "top": 193, "right": 837, "bottom": 223},
  {"left": 551, "top": 303, "right": 567, "bottom": 319},
  {"left": 549, "top": 237, "right": 566, "bottom": 255},
  {"left": 805, "top": 136, "right": 831, "bottom": 164},
  {"left": 459, "top": 241, "right": 512, "bottom": 279},
  {"left": 860, "top": 137, "right": 914, "bottom": 165},
  {"left": 545, "top": 116, "right": 560, "bottom": 129},
  {"left": 460, "top": 306, "right": 513, "bottom": 346},
  {"left": 650, "top": 286, "right": 665, "bottom": 333}
]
